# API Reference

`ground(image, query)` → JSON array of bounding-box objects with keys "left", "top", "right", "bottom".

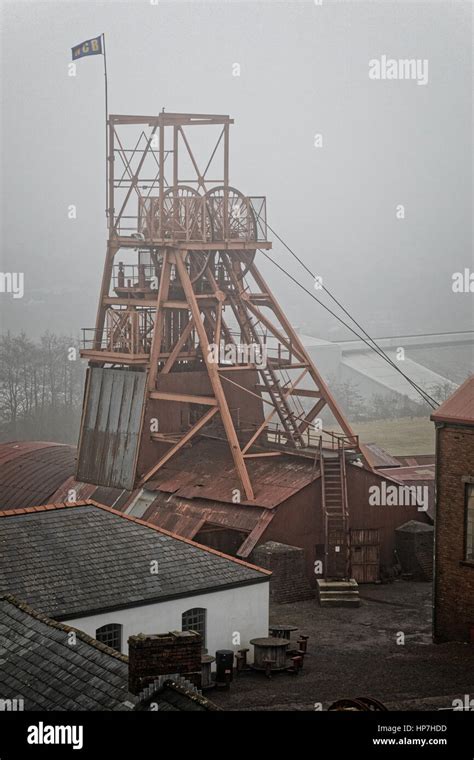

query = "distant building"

[
  {"left": 431, "top": 375, "right": 474, "bottom": 642},
  {"left": 0, "top": 595, "right": 218, "bottom": 711},
  {"left": 0, "top": 500, "right": 270, "bottom": 659}
]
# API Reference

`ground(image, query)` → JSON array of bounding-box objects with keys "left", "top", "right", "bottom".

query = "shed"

[{"left": 395, "top": 520, "right": 434, "bottom": 581}]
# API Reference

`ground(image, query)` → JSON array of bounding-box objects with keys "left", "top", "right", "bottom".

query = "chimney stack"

[{"left": 128, "top": 631, "right": 202, "bottom": 695}]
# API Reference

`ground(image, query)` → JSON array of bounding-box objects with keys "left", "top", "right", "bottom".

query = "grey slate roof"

[
  {"left": 0, "top": 502, "right": 268, "bottom": 619},
  {"left": 0, "top": 596, "right": 218, "bottom": 711},
  {"left": 0, "top": 595, "right": 133, "bottom": 711}
]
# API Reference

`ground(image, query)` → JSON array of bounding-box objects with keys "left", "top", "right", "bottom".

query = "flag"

[{"left": 72, "top": 36, "right": 103, "bottom": 61}]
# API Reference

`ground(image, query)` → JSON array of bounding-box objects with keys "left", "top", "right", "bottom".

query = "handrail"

[
  {"left": 320, "top": 436, "right": 329, "bottom": 580},
  {"left": 263, "top": 421, "right": 358, "bottom": 451},
  {"left": 339, "top": 438, "right": 351, "bottom": 578}
]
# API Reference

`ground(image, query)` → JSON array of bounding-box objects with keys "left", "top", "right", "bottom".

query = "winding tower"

[{"left": 77, "top": 112, "right": 363, "bottom": 579}]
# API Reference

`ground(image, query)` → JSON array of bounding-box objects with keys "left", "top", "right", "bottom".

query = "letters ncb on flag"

[{"left": 72, "top": 36, "right": 103, "bottom": 60}]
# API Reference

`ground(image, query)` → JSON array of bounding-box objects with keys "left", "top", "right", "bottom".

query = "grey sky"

[{"left": 0, "top": 0, "right": 472, "bottom": 339}]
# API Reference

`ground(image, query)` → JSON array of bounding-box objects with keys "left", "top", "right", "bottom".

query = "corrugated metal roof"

[
  {"left": 378, "top": 465, "right": 435, "bottom": 482},
  {"left": 76, "top": 368, "right": 146, "bottom": 490},
  {"left": 147, "top": 438, "right": 319, "bottom": 508},
  {"left": 0, "top": 441, "right": 76, "bottom": 510},
  {"left": 431, "top": 375, "right": 474, "bottom": 425},
  {"left": 396, "top": 454, "right": 435, "bottom": 467},
  {"left": 140, "top": 491, "right": 275, "bottom": 557},
  {"left": 50, "top": 477, "right": 133, "bottom": 511},
  {"left": 363, "top": 442, "right": 402, "bottom": 469},
  {"left": 141, "top": 492, "right": 266, "bottom": 536},
  {"left": 378, "top": 465, "right": 435, "bottom": 520},
  {"left": 50, "top": 476, "right": 97, "bottom": 502}
]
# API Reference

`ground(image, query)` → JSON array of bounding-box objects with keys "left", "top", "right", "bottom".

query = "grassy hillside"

[{"left": 354, "top": 417, "right": 435, "bottom": 456}]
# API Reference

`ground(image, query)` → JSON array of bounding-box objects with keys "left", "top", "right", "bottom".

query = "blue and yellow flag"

[{"left": 72, "top": 36, "right": 103, "bottom": 60}]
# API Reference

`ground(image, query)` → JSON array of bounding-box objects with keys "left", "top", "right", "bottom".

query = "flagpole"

[{"left": 102, "top": 33, "right": 109, "bottom": 224}]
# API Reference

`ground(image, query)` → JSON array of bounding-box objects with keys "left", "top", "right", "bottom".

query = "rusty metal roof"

[
  {"left": 431, "top": 375, "right": 474, "bottom": 426},
  {"left": 142, "top": 492, "right": 266, "bottom": 535},
  {"left": 0, "top": 441, "right": 76, "bottom": 510},
  {"left": 50, "top": 477, "right": 133, "bottom": 511},
  {"left": 139, "top": 491, "right": 275, "bottom": 558},
  {"left": 363, "top": 442, "right": 402, "bottom": 469},
  {"left": 146, "top": 438, "right": 319, "bottom": 508},
  {"left": 378, "top": 465, "right": 435, "bottom": 482},
  {"left": 396, "top": 454, "right": 435, "bottom": 467},
  {"left": 378, "top": 465, "right": 435, "bottom": 520}
]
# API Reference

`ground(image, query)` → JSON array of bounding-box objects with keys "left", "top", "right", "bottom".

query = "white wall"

[{"left": 65, "top": 581, "right": 269, "bottom": 664}]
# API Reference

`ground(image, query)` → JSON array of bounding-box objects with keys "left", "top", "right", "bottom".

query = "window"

[
  {"left": 182, "top": 608, "right": 206, "bottom": 649},
  {"left": 95, "top": 623, "right": 122, "bottom": 652},
  {"left": 465, "top": 485, "right": 474, "bottom": 561}
]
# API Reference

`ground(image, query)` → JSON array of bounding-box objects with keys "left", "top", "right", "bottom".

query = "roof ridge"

[
  {"left": 0, "top": 593, "right": 129, "bottom": 664},
  {"left": 0, "top": 501, "right": 88, "bottom": 518}
]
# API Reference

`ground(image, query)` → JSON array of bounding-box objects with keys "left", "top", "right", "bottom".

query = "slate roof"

[
  {"left": 0, "top": 595, "right": 218, "bottom": 711},
  {"left": 0, "top": 595, "right": 133, "bottom": 711},
  {"left": 0, "top": 501, "right": 269, "bottom": 620}
]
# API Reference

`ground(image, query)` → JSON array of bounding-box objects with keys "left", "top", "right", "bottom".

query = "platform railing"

[{"left": 115, "top": 193, "right": 267, "bottom": 243}]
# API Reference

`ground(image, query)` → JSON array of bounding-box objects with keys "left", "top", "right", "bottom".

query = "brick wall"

[
  {"left": 434, "top": 424, "right": 474, "bottom": 642},
  {"left": 128, "top": 631, "right": 202, "bottom": 694},
  {"left": 251, "top": 541, "right": 314, "bottom": 603}
]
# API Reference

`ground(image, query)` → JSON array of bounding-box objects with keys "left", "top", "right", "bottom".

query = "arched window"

[
  {"left": 95, "top": 623, "right": 122, "bottom": 652},
  {"left": 181, "top": 608, "right": 206, "bottom": 649}
]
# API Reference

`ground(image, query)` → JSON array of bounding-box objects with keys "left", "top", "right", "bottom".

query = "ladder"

[
  {"left": 259, "top": 365, "right": 306, "bottom": 447},
  {"left": 226, "top": 287, "right": 305, "bottom": 447},
  {"left": 320, "top": 437, "right": 350, "bottom": 579}
]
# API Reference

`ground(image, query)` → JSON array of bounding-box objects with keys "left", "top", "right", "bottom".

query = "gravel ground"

[{"left": 210, "top": 581, "right": 474, "bottom": 711}]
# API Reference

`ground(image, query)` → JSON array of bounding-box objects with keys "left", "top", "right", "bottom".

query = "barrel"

[{"left": 215, "top": 649, "right": 234, "bottom": 683}]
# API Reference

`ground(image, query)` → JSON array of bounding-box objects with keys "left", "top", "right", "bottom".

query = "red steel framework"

[{"left": 78, "top": 112, "right": 366, "bottom": 575}]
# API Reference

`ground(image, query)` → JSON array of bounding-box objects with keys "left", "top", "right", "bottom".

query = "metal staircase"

[
  {"left": 317, "top": 436, "right": 359, "bottom": 606},
  {"left": 259, "top": 365, "right": 305, "bottom": 447}
]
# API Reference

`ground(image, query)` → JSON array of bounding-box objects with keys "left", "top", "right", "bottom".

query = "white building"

[{"left": 0, "top": 500, "right": 270, "bottom": 661}]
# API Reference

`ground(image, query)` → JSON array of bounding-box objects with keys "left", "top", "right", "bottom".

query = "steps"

[
  {"left": 259, "top": 366, "right": 305, "bottom": 447},
  {"left": 316, "top": 579, "right": 360, "bottom": 608},
  {"left": 321, "top": 448, "right": 350, "bottom": 579},
  {"left": 322, "top": 455, "right": 345, "bottom": 530}
]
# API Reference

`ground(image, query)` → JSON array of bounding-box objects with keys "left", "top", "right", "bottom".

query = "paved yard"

[{"left": 211, "top": 581, "right": 474, "bottom": 711}]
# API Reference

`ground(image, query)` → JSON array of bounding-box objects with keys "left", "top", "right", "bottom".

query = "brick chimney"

[{"left": 128, "top": 631, "right": 202, "bottom": 694}]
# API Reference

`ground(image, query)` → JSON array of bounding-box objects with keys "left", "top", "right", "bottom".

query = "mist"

[{"left": 0, "top": 0, "right": 472, "bottom": 342}]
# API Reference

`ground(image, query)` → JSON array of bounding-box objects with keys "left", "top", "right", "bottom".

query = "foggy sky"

[{"left": 0, "top": 0, "right": 472, "bottom": 341}]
